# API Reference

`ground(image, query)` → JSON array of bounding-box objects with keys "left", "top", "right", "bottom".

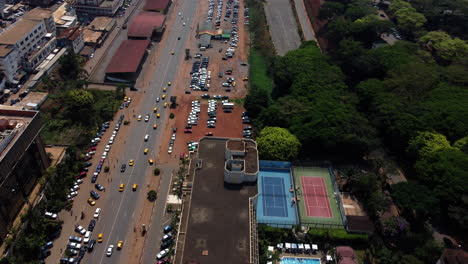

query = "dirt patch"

[{"left": 44, "top": 146, "right": 67, "bottom": 166}]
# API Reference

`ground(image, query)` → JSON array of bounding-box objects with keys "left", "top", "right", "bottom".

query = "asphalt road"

[
  {"left": 264, "top": 0, "right": 301, "bottom": 55},
  {"left": 293, "top": 0, "right": 316, "bottom": 41},
  {"left": 81, "top": 1, "right": 199, "bottom": 264}
]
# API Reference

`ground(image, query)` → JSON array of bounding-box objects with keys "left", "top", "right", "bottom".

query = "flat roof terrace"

[
  {"left": 181, "top": 138, "right": 257, "bottom": 264},
  {"left": 0, "top": 110, "right": 37, "bottom": 162}
]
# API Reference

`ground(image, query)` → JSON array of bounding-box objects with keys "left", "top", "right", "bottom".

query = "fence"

[
  {"left": 249, "top": 194, "right": 259, "bottom": 264},
  {"left": 259, "top": 160, "right": 292, "bottom": 169},
  {"left": 328, "top": 165, "right": 348, "bottom": 228}
]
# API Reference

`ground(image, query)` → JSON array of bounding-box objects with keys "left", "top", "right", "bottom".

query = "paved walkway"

[{"left": 293, "top": 0, "right": 317, "bottom": 42}]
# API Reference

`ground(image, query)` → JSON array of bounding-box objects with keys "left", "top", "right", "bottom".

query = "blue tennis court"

[
  {"left": 262, "top": 177, "right": 288, "bottom": 217},
  {"left": 256, "top": 168, "right": 298, "bottom": 227}
]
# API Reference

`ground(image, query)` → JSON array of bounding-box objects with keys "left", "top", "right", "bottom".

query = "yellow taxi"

[
  {"left": 242, "top": 77, "right": 249, "bottom": 81},
  {"left": 132, "top": 184, "right": 138, "bottom": 191},
  {"left": 144, "top": 148, "right": 149, "bottom": 155},
  {"left": 123, "top": 96, "right": 128, "bottom": 101},
  {"left": 163, "top": 87, "right": 167, "bottom": 92},
  {"left": 153, "top": 107, "right": 158, "bottom": 113},
  {"left": 117, "top": 240, "right": 124, "bottom": 250},
  {"left": 164, "top": 102, "right": 168, "bottom": 108},
  {"left": 167, "top": 81, "right": 171, "bottom": 86},
  {"left": 148, "top": 159, "right": 154, "bottom": 165},
  {"left": 98, "top": 233, "right": 103, "bottom": 243},
  {"left": 119, "top": 184, "right": 124, "bottom": 192},
  {"left": 232, "top": 81, "right": 236, "bottom": 87},
  {"left": 157, "top": 113, "right": 161, "bottom": 118},
  {"left": 129, "top": 159, "right": 134, "bottom": 166},
  {"left": 162, "top": 94, "right": 166, "bottom": 100},
  {"left": 137, "top": 115, "right": 142, "bottom": 121},
  {"left": 87, "top": 198, "right": 96, "bottom": 206},
  {"left": 153, "top": 124, "right": 158, "bottom": 129}
]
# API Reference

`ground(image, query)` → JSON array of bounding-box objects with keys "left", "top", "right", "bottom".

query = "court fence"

[
  {"left": 328, "top": 165, "right": 348, "bottom": 228},
  {"left": 259, "top": 160, "right": 291, "bottom": 170}
]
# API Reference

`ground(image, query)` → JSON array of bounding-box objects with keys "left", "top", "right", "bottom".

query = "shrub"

[
  {"left": 147, "top": 190, "right": 157, "bottom": 202},
  {"left": 104, "top": 166, "right": 109, "bottom": 172},
  {"left": 307, "top": 228, "right": 368, "bottom": 248},
  {"left": 123, "top": 120, "right": 130, "bottom": 125},
  {"left": 169, "top": 113, "right": 175, "bottom": 119},
  {"left": 154, "top": 168, "right": 161, "bottom": 176}
]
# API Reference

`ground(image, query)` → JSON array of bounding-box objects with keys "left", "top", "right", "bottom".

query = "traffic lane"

[
  {"left": 84, "top": 119, "right": 155, "bottom": 263},
  {"left": 264, "top": 0, "right": 301, "bottom": 55},
  {"left": 293, "top": 0, "right": 316, "bottom": 41},
  {"left": 141, "top": 1, "right": 201, "bottom": 262}
]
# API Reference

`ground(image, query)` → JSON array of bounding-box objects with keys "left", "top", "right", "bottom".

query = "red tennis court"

[{"left": 301, "top": 177, "right": 333, "bottom": 218}]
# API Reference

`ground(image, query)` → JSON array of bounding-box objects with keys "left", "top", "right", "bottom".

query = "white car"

[
  {"left": 75, "top": 179, "right": 83, "bottom": 185},
  {"left": 144, "top": 134, "right": 149, "bottom": 141},
  {"left": 156, "top": 248, "right": 169, "bottom": 260},
  {"left": 108, "top": 137, "right": 114, "bottom": 144},
  {"left": 68, "top": 242, "right": 81, "bottom": 249},
  {"left": 168, "top": 147, "right": 173, "bottom": 154},
  {"left": 105, "top": 145, "right": 111, "bottom": 151},
  {"left": 183, "top": 22, "right": 186, "bottom": 26},
  {"left": 144, "top": 115, "right": 150, "bottom": 122},
  {"left": 102, "top": 152, "right": 107, "bottom": 159},
  {"left": 112, "top": 131, "right": 117, "bottom": 137},
  {"left": 45, "top": 212, "right": 57, "bottom": 219},
  {"left": 75, "top": 225, "right": 86, "bottom": 235},
  {"left": 70, "top": 185, "right": 79, "bottom": 192},
  {"left": 106, "top": 245, "right": 114, "bottom": 256},
  {"left": 94, "top": 208, "right": 101, "bottom": 218},
  {"left": 84, "top": 231, "right": 91, "bottom": 243},
  {"left": 156, "top": 97, "right": 160, "bottom": 102},
  {"left": 67, "top": 191, "right": 78, "bottom": 199}
]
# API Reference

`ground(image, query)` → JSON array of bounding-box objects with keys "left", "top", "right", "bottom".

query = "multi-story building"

[
  {"left": 0, "top": 44, "right": 20, "bottom": 83},
  {"left": 0, "top": 7, "right": 58, "bottom": 81},
  {"left": 74, "top": 0, "right": 124, "bottom": 16},
  {"left": 0, "top": 109, "right": 50, "bottom": 244},
  {"left": 57, "top": 26, "right": 84, "bottom": 54}
]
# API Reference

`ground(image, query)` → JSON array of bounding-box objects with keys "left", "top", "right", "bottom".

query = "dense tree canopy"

[{"left": 256, "top": 127, "right": 301, "bottom": 161}]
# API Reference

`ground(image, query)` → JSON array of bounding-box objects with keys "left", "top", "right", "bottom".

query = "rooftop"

[
  {"left": 128, "top": 12, "right": 166, "bottom": 38},
  {"left": 0, "top": 45, "right": 13, "bottom": 57},
  {"left": 23, "top": 7, "right": 53, "bottom": 21},
  {"left": 439, "top": 248, "right": 468, "bottom": 264},
  {"left": 0, "top": 109, "right": 37, "bottom": 162},
  {"left": 88, "top": 17, "right": 114, "bottom": 32},
  {"left": 0, "top": 19, "right": 42, "bottom": 45},
  {"left": 143, "top": 0, "right": 170, "bottom": 11},
  {"left": 181, "top": 138, "right": 257, "bottom": 264},
  {"left": 57, "top": 26, "right": 79, "bottom": 39},
  {"left": 82, "top": 28, "right": 103, "bottom": 44},
  {"left": 105, "top": 39, "right": 149, "bottom": 73},
  {"left": 244, "top": 147, "right": 258, "bottom": 174}
]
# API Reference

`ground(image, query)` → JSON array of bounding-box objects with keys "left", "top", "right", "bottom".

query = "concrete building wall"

[
  {"left": 0, "top": 111, "right": 49, "bottom": 243},
  {"left": 0, "top": 46, "right": 20, "bottom": 82}
]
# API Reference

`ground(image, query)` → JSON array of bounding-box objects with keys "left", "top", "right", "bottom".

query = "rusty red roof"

[
  {"left": 143, "top": 0, "right": 170, "bottom": 11},
  {"left": 128, "top": 12, "right": 166, "bottom": 38},
  {"left": 105, "top": 40, "right": 149, "bottom": 73}
]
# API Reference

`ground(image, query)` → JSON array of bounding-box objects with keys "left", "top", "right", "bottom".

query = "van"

[{"left": 200, "top": 46, "right": 206, "bottom": 51}]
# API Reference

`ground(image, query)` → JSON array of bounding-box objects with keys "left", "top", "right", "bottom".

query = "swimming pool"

[{"left": 281, "top": 257, "right": 321, "bottom": 264}]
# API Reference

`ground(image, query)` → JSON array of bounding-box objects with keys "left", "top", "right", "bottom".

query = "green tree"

[
  {"left": 388, "top": 0, "right": 412, "bottom": 13},
  {"left": 256, "top": 127, "right": 301, "bottom": 161},
  {"left": 147, "top": 190, "right": 157, "bottom": 202},
  {"left": 453, "top": 135, "right": 468, "bottom": 154},
  {"left": 65, "top": 89, "right": 95, "bottom": 124},
  {"left": 419, "top": 31, "right": 468, "bottom": 61},
  {"left": 318, "top": 2, "right": 345, "bottom": 20},
  {"left": 407, "top": 131, "right": 451, "bottom": 160},
  {"left": 244, "top": 86, "right": 271, "bottom": 117},
  {"left": 59, "top": 52, "right": 86, "bottom": 81},
  {"left": 391, "top": 181, "right": 439, "bottom": 218},
  {"left": 154, "top": 168, "right": 161, "bottom": 176},
  {"left": 394, "top": 7, "right": 427, "bottom": 34}
]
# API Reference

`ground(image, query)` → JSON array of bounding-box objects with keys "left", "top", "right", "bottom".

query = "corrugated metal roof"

[
  {"left": 144, "top": 0, "right": 170, "bottom": 11},
  {"left": 200, "top": 34, "right": 211, "bottom": 47},
  {"left": 105, "top": 40, "right": 149, "bottom": 73},
  {"left": 128, "top": 12, "right": 166, "bottom": 38}
]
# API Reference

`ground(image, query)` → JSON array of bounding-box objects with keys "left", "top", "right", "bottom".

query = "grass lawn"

[{"left": 249, "top": 49, "right": 274, "bottom": 94}]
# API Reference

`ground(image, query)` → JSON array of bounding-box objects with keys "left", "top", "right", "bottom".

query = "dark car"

[
  {"left": 160, "top": 240, "right": 173, "bottom": 250},
  {"left": 90, "top": 191, "right": 100, "bottom": 200},
  {"left": 120, "top": 164, "right": 126, "bottom": 172},
  {"left": 91, "top": 175, "right": 97, "bottom": 183},
  {"left": 185, "top": 90, "right": 191, "bottom": 94},
  {"left": 95, "top": 184, "right": 105, "bottom": 191},
  {"left": 88, "top": 219, "right": 96, "bottom": 231},
  {"left": 85, "top": 162, "right": 92, "bottom": 167},
  {"left": 88, "top": 240, "right": 96, "bottom": 252}
]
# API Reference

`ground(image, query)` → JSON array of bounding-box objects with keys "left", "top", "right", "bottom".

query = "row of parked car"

[
  {"left": 187, "top": 100, "right": 201, "bottom": 128},
  {"left": 244, "top": 7, "right": 250, "bottom": 25},
  {"left": 207, "top": 100, "right": 218, "bottom": 128},
  {"left": 156, "top": 225, "right": 175, "bottom": 263},
  {"left": 189, "top": 58, "right": 211, "bottom": 91}
]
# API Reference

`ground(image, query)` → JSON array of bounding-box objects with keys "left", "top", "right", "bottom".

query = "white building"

[
  {"left": 0, "top": 45, "right": 19, "bottom": 83},
  {"left": 74, "top": 0, "right": 123, "bottom": 16}
]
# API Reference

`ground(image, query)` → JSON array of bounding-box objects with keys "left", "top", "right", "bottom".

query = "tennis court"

[
  {"left": 256, "top": 168, "right": 298, "bottom": 226},
  {"left": 293, "top": 167, "right": 344, "bottom": 228},
  {"left": 301, "top": 177, "right": 332, "bottom": 218}
]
